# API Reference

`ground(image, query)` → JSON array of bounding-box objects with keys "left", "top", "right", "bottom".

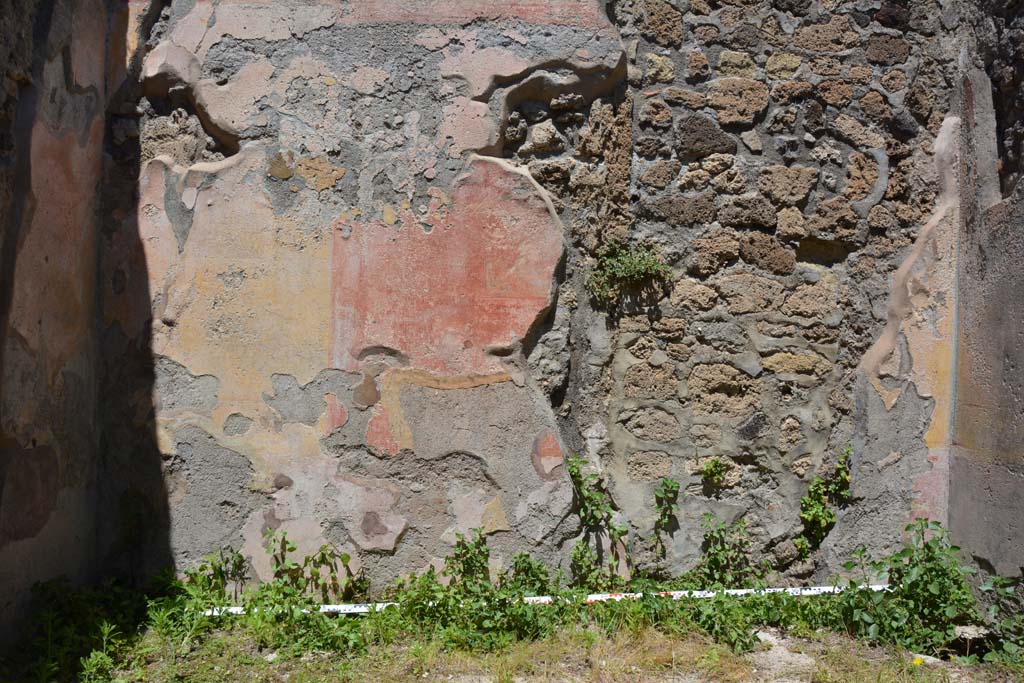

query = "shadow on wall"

[{"left": 0, "top": 0, "right": 171, "bottom": 644}]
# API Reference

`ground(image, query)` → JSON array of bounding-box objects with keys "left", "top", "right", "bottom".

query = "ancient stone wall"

[
  {"left": 2, "top": 0, "right": 1022, "bottom": 638},
  {"left": 99, "top": 0, "right": 973, "bottom": 586},
  {"left": 525, "top": 0, "right": 964, "bottom": 578}
]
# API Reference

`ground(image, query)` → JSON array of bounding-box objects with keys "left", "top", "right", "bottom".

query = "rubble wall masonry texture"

[{"left": 0, "top": 0, "right": 1022, "bottom": 638}]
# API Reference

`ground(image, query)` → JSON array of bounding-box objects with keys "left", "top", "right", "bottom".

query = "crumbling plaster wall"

[
  {"left": 101, "top": 0, "right": 1016, "bottom": 588},
  {"left": 103, "top": 0, "right": 984, "bottom": 587},
  {"left": 3, "top": 0, "right": 1023, "bottom": 636},
  {"left": 101, "top": 0, "right": 627, "bottom": 584}
]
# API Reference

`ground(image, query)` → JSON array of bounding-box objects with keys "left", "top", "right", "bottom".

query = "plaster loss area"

[{"left": 1, "top": 0, "right": 1022, "bottom": 630}]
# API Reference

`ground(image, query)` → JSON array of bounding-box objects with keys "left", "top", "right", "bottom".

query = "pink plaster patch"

[
  {"left": 440, "top": 97, "right": 497, "bottom": 157},
  {"left": 330, "top": 158, "right": 563, "bottom": 377},
  {"left": 911, "top": 446, "right": 951, "bottom": 526},
  {"left": 366, "top": 405, "right": 402, "bottom": 455},
  {"left": 324, "top": 393, "right": 348, "bottom": 433},
  {"left": 531, "top": 429, "right": 565, "bottom": 478}
]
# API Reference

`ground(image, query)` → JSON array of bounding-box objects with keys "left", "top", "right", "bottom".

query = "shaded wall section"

[
  {"left": 951, "top": 187, "right": 1024, "bottom": 576},
  {"left": 0, "top": 0, "right": 108, "bottom": 639},
  {"left": 950, "top": 13, "right": 1024, "bottom": 575}
]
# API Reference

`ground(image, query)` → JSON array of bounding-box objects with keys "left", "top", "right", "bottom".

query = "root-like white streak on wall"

[{"left": 859, "top": 116, "right": 962, "bottom": 382}]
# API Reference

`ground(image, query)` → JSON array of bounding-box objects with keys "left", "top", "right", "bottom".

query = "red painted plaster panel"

[{"left": 330, "top": 158, "right": 563, "bottom": 377}]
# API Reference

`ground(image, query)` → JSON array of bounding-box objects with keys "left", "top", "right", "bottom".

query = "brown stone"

[
  {"left": 691, "top": 227, "right": 740, "bottom": 277},
  {"left": 642, "top": 0, "right": 684, "bottom": 47},
  {"left": 776, "top": 207, "right": 808, "bottom": 242},
  {"left": 529, "top": 158, "right": 575, "bottom": 192},
  {"left": 639, "top": 159, "right": 682, "bottom": 189},
  {"left": 653, "top": 317, "right": 688, "bottom": 342},
  {"left": 715, "top": 271, "right": 784, "bottom": 314},
  {"left": 639, "top": 99, "right": 673, "bottom": 129},
  {"left": 627, "top": 451, "right": 673, "bottom": 480},
  {"left": 707, "top": 78, "right": 770, "bottom": 126},
  {"left": 688, "top": 363, "right": 761, "bottom": 417},
  {"left": 725, "top": 23, "right": 761, "bottom": 51},
  {"left": 816, "top": 79, "right": 853, "bottom": 107},
  {"left": 627, "top": 336, "right": 657, "bottom": 361},
  {"left": 636, "top": 135, "right": 672, "bottom": 159},
  {"left": 758, "top": 165, "right": 818, "bottom": 206},
  {"left": 687, "top": 50, "right": 711, "bottom": 82},
  {"left": 678, "top": 168, "right": 712, "bottom": 191},
  {"left": 760, "top": 15, "right": 789, "bottom": 47},
  {"left": 881, "top": 69, "right": 908, "bottom": 91},
  {"left": 623, "top": 407, "right": 682, "bottom": 442},
  {"left": 868, "top": 204, "right": 898, "bottom": 232},
  {"left": 718, "top": 50, "right": 756, "bottom": 77},
  {"left": 712, "top": 167, "right": 747, "bottom": 194},
  {"left": 701, "top": 153, "right": 735, "bottom": 176},
  {"left": 624, "top": 361, "right": 678, "bottom": 399},
  {"left": 666, "top": 342, "right": 692, "bottom": 362},
  {"left": 694, "top": 25, "right": 720, "bottom": 44},
  {"left": 674, "top": 113, "right": 737, "bottom": 160},
  {"left": 662, "top": 87, "right": 706, "bottom": 108},
  {"left": 739, "top": 232, "right": 796, "bottom": 275},
  {"left": 780, "top": 279, "right": 838, "bottom": 318},
  {"left": 866, "top": 34, "right": 910, "bottom": 65},
  {"left": 620, "top": 315, "right": 652, "bottom": 333},
  {"left": 717, "top": 192, "right": 777, "bottom": 229},
  {"left": 763, "top": 351, "right": 831, "bottom": 376},
  {"left": 832, "top": 114, "right": 884, "bottom": 148},
  {"left": 807, "top": 197, "right": 860, "bottom": 243},
  {"left": 642, "top": 191, "right": 716, "bottom": 226},
  {"left": 844, "top": 152, "right": 879, "bottom": 201},
  {"left": 771, "top": 80, "right": 814, "bottom": 104},
  {"left": 809, "top": 56, "right": 842, "bottom": 76},
  {"left": 670, "top": 277, "right": 719, "bottom": 310},
  {"left": 860, "top": 90, "right": 892, "bottom": 121},
  {"left": 793, "top": 16, "right": 859, "bottom": 53},
  {"left": 848, "top": 65, "right": 875, "bottom": 84},
  {"left": 778, "top": 419, "right": 802, "bottom": 456}
]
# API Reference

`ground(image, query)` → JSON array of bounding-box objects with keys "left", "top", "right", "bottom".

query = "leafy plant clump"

[
  {"left": 798, "top": 448, "right": 853, "bottom": 552},
  {"left": 698, "top": 457, "right": 728, "bottom": 491},
  {"left": 681, "top": 514, "right": 767, "bottom": 590},
  {"left": 654, "top": 477, "right": 680, "bottom": 557},
  {"left": 587, "top": 240, "right": 669, "bottom": 305},
  {"left": 839, "top": 520, "right": 984, "bottom": 656},
  {"left": 565, "top": 455, "right": 629, "bottom": 589}
]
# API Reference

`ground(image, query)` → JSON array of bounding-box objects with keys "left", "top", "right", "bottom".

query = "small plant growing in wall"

[
  {"left": 587, "top": 240, "right": 669, "bottom": 306},
  {"left": 565, "top": 455, "right": 629, "bottom": 588},
  {"left": 566, "top": 455, "right": 613, "bottom": 529},
  {"left": 698, "top": 456, "right": 728, "bottom": 492},
  {"left": 797, "top": 447, "right": 853, "bottom": 556},
  {"left": 654, "top": 477, "right": 680, "bottom": 557}
]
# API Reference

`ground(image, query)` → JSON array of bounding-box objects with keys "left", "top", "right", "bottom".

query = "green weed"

[{"left": 587, "top": 240, "right": 669, "bottom": 305}]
